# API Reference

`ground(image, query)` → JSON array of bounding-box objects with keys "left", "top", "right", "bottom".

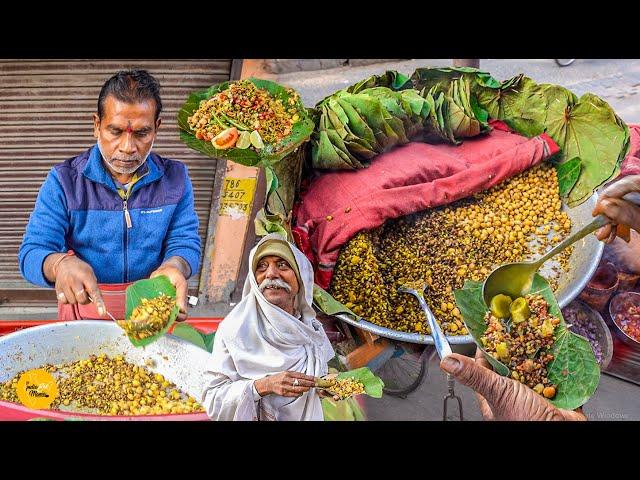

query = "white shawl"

[{"left": 201, "top": 233, "right": 335, "bottom": 421}]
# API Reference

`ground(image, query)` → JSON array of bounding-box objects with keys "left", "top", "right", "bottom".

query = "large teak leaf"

[
  {"left": 555, "top": 157, "right": 582, "bottom": 198},
  {"left": 545, "top": 93, "right": 628, "bottom": 206}
]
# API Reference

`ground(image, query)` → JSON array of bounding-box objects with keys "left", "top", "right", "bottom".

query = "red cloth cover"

[
  {"left": 293, "top": 122, "right": 559, "bottom": 289},
  {"left": 57, "top": 283, "right": 131, "bottom": 320}
]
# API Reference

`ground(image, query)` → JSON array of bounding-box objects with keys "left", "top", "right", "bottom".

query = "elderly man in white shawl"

[{"left": 201, "top": 233, "right": 335, "bottom": 421}]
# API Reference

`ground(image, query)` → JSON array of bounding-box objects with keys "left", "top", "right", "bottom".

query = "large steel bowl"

[
  {"left": 0, "top": 321, "right": 211, "bottom": 420},
  {"left": 335, "top": 192, "right": 605, "bottom": 346}
]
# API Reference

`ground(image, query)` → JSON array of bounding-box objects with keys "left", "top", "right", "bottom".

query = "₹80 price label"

[{"left": 218, "top": 178, "right": 257, "bottom": 218}]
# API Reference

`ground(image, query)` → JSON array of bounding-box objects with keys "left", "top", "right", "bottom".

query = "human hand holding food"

[
  {"left": 47, "top": 253, "right": 106, "bottom": 315},
  {"left": 254, "top": 371, "right": 316, "bottom": 398},
  {"left": 150, "top": 256, "right": 189, "bottom": 321},
  {"left": 440, "top": 349, "right": 586, "bottom": 421},
  {"left": 593, "top": 175, "right": 640, "bottom": 243},
  {"left": 317, "top": 389, "right": 341, "bottom": 401}
]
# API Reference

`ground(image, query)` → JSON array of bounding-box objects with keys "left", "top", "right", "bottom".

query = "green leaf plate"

[
  {"left": 123, "top": 275, "right": 180, "bottom": 348},
  {"left": 454, "top": 275, "right": 600, "bottom": 410}
]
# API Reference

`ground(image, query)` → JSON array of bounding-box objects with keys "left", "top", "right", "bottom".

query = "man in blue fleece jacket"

[{"left": 18, "top": 69, "right": 201, "bottom": 320}]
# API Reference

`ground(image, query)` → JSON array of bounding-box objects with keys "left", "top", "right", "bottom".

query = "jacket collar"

[{"left": 82, "top": 144, "right": 163, "bottom": 193}]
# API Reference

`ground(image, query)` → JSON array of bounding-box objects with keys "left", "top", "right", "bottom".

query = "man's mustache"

[{"left": 259, "top": 278, "right": 291, "bottom": 293}]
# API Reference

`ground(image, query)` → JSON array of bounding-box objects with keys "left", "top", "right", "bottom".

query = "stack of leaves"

[
  {"left": 412, "top": 67, "right": 630, "bottom": 206},
  {"left": 454, "top": 274, "right": 600, "bottom": 410},
  {"left": 346, "top": 69, "right": 412, "bottom": 94},
  {"left": 309, "top": 68, "right": 415, "bottom": 169},
  {"left": 410, "top": 66, "right": 502, "bottom": 95},
  {"left": 422, "top": 77, "right": 490, "bottom": 144},
  {"left": 312, "top": 89, "right": 425, "bottom": 169},
  {"left": 311, "top": 70, "right": 491, "bottom": 170}
]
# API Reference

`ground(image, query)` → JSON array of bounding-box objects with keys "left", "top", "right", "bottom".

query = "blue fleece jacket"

[{"left": 19, "top": 145, "right": 201, "bottom": 287}]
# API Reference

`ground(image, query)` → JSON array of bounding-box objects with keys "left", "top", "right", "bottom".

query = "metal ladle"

[
  {"left": 398, "top": 284, "right": 452, "bottom": 359},
  {"left": 482, "top": 191, "right": 640, "bottom": 307},
  {"left": 398, "top": 284, "right": 463, "bottom": 420}
]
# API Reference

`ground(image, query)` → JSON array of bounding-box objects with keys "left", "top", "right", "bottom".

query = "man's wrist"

[
  {"left": 160, "top": 256, "right": 191, "bottom": 279},
  {"left": 53, "top": 250, "right": 75, "bottom": 277},
  {"left": 254, "top": 377, "right": 270, "bottom": 397},
  {"left": 44, "top": 252, "right": 72, "bottom": 283}
]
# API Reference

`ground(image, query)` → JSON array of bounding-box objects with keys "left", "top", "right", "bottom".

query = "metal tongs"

[{"left": 398, "top": 283, "right": 464, "bottom": 421}]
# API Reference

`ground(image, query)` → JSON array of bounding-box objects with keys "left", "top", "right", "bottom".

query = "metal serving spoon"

[
  {"left": 482, "top": 191, "right": 640, "bottom": 307},
  {"left": 398, "top": 283, "right": 452, "bottom": 359},
  {"left": 88, "top": 294, "right": 155, "bottom": 333},
  {"left": 398, "top": 284, "right": 463, "bottom": 420},
  {"left": 87, "top": 294, "right": 118, "bottom": 322}
]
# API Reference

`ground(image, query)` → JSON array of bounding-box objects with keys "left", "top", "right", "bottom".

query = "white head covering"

[{"left": 202, "top": 233, "right": 335, "bottom": 421}]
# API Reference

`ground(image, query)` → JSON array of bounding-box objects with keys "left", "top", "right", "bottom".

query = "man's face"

[
  {"left": 255, "top": 255, "right": 299, "bottom": 314},
  {"left": 93, "top": 96, "right": 161, "bottom": 176}
]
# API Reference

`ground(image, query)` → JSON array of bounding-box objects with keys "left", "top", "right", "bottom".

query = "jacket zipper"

[
  {"left": 123, "top": 199, "right": 130, "bottom": 282},
  {"left": 123, "top": 200, "right": 132, "bottom": 229},
  {"left": 120, "top": 169, "right": 149, "bottom": 282}
]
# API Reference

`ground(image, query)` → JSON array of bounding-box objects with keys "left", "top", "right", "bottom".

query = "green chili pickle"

[
  {"left": 490, "top": 294, "right": 513, "bottom": 319},
  {"left": 510, "top": 297, "right": 531, "bottom": 324}
]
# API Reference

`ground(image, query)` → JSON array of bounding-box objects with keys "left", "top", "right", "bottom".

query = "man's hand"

[
  {"left": 50, "top": 255, "right": 106, "bottom": 315},
  {"left": 440, "top": 350, "right": 586, "bottom": 421},
  {"left": 150, "top": 257, "right": 190, "bottom": 321},
  {"left": 593, "top": 175, "right": 640, "bottom": 243},
  {"left": 254, "top": 371, "right": 316, "bottom": 398}
]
